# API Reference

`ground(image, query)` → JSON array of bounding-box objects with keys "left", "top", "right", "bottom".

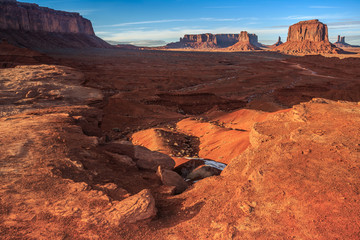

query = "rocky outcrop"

[
  {"left": 167, "top": 32, "right": 264, "bottom": 49},
  {"left": 227, "top": 31, "right": 262, "bottom": 51},
  {"left": 157, "top": 166, "right": 188, "bottom": 194},
  {"left": 270, "top": 36, "right": 283, "bottom": 48},
  {"left": 334, "top": 35, "right": 351, "bottom": 48},
  {"left": 287, "top": 19, "right": 328, "bottom": 42},
  {"left": 216, "top": 34, "right": 241, "bottom": 47},
  {"left": 101, "top": 141, "right": 176, "bottom": 171},
  {"left": 274, "top": 19, "right": 342, "bottom": 55},
  {"left": 106, "top": 189, "right": 157, "bottom": 224},
  {"left": 186, "top": 165, "right": 221, "bottom": 181},
  {"left": 0, "top": 0, "right": 111, "bottom": 49},
  {"left": 166, "top": 31, "right": 265, "bottom": 50},
  {"left": 174, "top": 98, "right": 360, "bottom": 239},
  {"left": 166, "top": 33, "right": 236, "bottom": 49},
  {"left": 134, "top": 145, "right": 176, "bottom": 171},
  {"left": 0, "top": 1, "right": 94, "bottom": 34}
]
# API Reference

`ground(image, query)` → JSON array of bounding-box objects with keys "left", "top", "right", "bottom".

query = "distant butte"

[
  {"left": 270, "top": 36, "right": 283, "bottom": 48},
  {"left": 166, "top": 33, "right": 241, "bottom": 49},
  {"left": 165, "top": 32, "right": 266, "bottom": 50},
  {"left": 227, "top": 31, "right": 262, "bottom": 51},
  {"left": 334, "top": 35, "right": 353, "bottom": 48},
  {"left": 274, "top": 19, "right": 342, "bottom": 55}
]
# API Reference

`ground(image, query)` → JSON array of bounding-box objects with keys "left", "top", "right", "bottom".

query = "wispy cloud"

[
  {"left": 97, "top": 17, "right": 258, "bottom": 28},
  {"left": 282, "top": 14, "right": 345, "bottom": 20},
  {"left": 105, "top": 19, "right": 188, "bottom": 27},
  {"left": 327, "top": 21, "right": 360, "bottom": 26},
  {"left": 106, "top": 40, "right": 167, "bottom": 47},
  {"left": 65, "top": 9, "right": 96, "bottom": 16},
  {"left": 309, "top": 6, "right": 339, "bottom": 9},
  {"left": 199, "top": 17, "right": 257, "bottom": 21}
]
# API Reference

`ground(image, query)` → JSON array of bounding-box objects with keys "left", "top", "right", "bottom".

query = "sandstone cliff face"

[
  {"left": 274, "top": 19, "right": 341, "bottom": 55},
  {"left": 0, "top": 0, "right": 111, "bottom": 49},
  {"left": 0, "top": 1, "right": 94, "bottom": 34},
  {"left": 216, "top": 34, "right": 241, "bottom": 47},
  {"left": 227, "top": 31, "right": 261, "bottom": 51},
  {"left": 287, "top": 19, "right": 328, "bottom": 42},
  {"left": 167, "top": 33, "right": 242, "bottom": 49},
  {"left": 167, "top": 31, "right": 263, "bottom": 50},
  {"left": 181, "top": 34, "right": 217, "bottom": 44}
]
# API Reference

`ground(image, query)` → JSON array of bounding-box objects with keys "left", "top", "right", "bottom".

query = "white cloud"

[
  {"left": 105, "top": 19, "right": 188, "bottom": 27},
  {"left": 65, "top": 9, "right": 96, "bottom": 16},
  {"left": 282, "top": 14, "right": 345, "bottom": 20},
  {"left": 97, "top": 17, "right": 258, "bottom": 28}
]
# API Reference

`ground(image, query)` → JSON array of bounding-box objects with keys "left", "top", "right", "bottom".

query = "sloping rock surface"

[{"left": 162, "top": 98, "right": 360, "bottom": 239}]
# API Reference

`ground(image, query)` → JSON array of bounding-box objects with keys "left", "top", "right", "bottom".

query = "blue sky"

[{"left": 21, "top": 0, "right": 360, "bottom": 46}]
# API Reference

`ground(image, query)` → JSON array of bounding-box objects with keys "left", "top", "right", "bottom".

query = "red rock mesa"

[
  {"left": 274, "top": 19, "right": 342, "bottom": 54},
  {"left": 0, "top": 0, "right": 111, "bottom": 49}
]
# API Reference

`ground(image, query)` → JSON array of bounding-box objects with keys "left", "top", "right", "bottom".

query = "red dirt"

[{"left": 1, "top": 44, "right": 360, "bottom": 239}]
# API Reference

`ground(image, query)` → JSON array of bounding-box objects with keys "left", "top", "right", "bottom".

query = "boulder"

[
  {"left": 102, "top": 142, "right": 175, "bottom": 170},
  {"left": 174, "top": 159, "right": 205, "bottom": 178},
  {"left": 108, "top": 189, "right": 157, "bottom": 224},
  {"left": 134, "top": 145, "right": 175, "bottom": 170},
  {"left": 186, "top": 165, "right": 222, "bottom": 181},
  {"left": 105, "top": 151, "right": 136, "bottom": 167},
  {"left": 157, "top": 166, "right": 188, "bottom": 194},
  {"left": 96, "top": 183, "right": 130, "bottom": 200}
]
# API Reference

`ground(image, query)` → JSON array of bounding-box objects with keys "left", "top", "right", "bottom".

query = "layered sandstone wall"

[
  {"left": 168, "top": 33, "right": 243, "bottom": 49},
  {"left": 0, "top": 1, "right": 94, "bottom": 35},
  {"left": 168, "top": 31, "right": 262, "bottom": 50},
  {"left": 181, "top": 34, "right": 217, "bottom": 44},
  {"left": 0, "top": 0, "right": 112, "bottom": 49},
  {"left": 286, "top": 19, "right": 328, "bottom": 42},
  {"left": 227, "top": 31, "right": 261, "bottom": 51},
  {"left": 274, "top": 19, "right": 341, "bottom": 55}
]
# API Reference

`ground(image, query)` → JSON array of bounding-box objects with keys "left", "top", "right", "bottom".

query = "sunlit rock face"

[
  {"left": 0, "top": 1, "right": 94, "bottom": 34},
  {"left": 286, "top": 19, "right": 328, "bottom": 42},
  {"left": 274, "top": 19, "right": 342, "bottom": 55},
  {"left": 0, "top": 1, "right": 111, "bottom": 49}
]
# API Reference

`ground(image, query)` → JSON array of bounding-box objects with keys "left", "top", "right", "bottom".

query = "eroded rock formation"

[
  {"left": 274, "top": 19, "right": 342, "bottom": 55},
  {"left": 270, "top": 36, "right": 283, "bottom": 48},
  {"left": 334, "top": 35, "right": 351, "bottom": 48},
  {"left": 166, "top": 33, "right": 240, "bottom": 49},
  {"left": 166, "top": 32, "right": 264, "bottom": 50},
  {"left": 0, "top": 0, "right": 111, "bottom": 49},
  {"left": 227, "top": 31, "right": 262, "bottom": 51}
]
